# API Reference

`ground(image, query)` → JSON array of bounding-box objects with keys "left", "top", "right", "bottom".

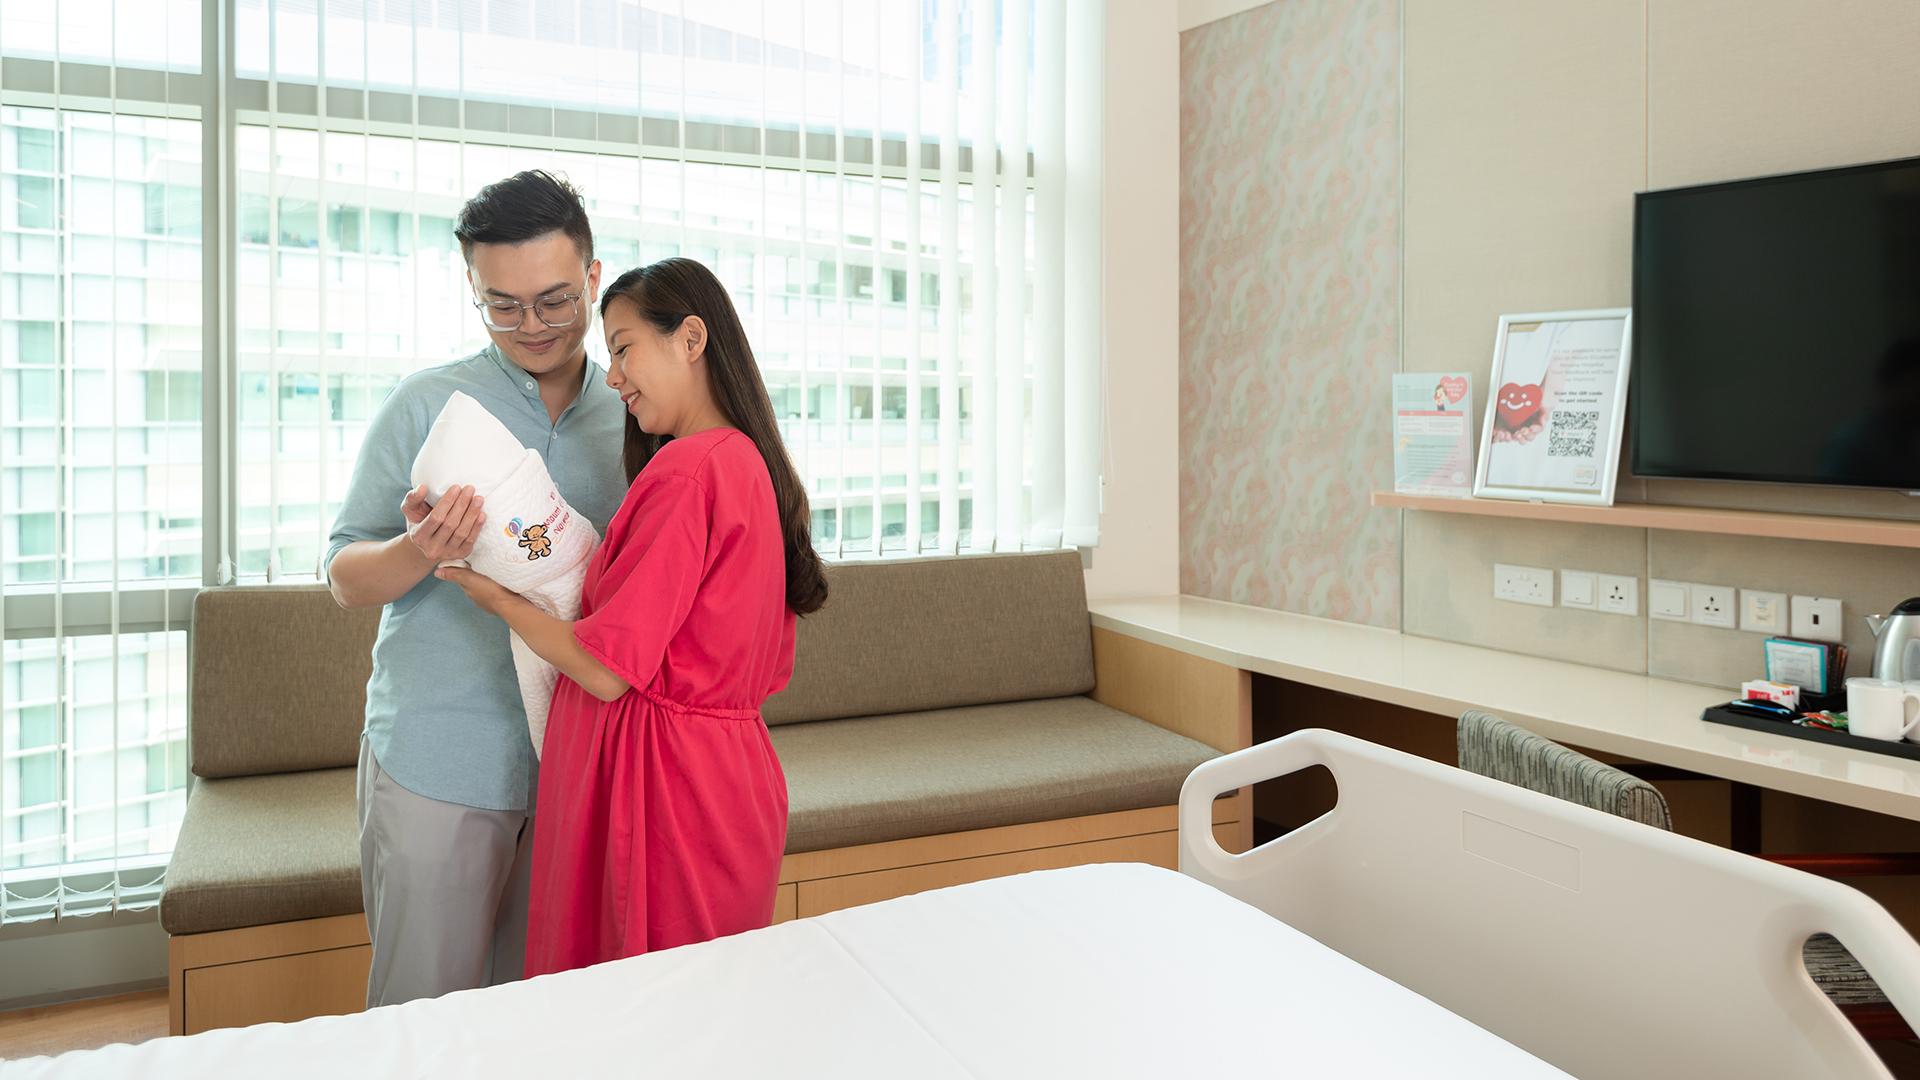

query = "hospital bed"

[{"left": 8, "top": 729, "right": 1917, "bottom": 1079}]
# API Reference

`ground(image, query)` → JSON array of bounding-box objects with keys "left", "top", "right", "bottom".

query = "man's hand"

[{"left": 402, "top": 484, "right": 485, "bottom": 564}]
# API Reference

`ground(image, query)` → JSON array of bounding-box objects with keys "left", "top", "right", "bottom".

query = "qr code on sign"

[{"left": 1547, "top": 410, "right": 1599, "bottom": 458}]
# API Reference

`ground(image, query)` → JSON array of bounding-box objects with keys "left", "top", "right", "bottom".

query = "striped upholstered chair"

[{"left": 1456, "top": 711, "right": 1911, "bottom": 1041}]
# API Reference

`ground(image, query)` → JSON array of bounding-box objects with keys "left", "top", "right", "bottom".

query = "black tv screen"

[{"left": 1631, "top": 155, "right": 1920, "bottom": 491}]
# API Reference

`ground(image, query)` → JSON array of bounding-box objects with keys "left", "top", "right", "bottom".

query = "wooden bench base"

[
  {"left": 166, "top": 794, "right": 1249, "bottom": 1036},
  {"left": 779, "top": 794, "right": 1249, "bottom": 918},
  {"left": 167, "top": 913, "right": 372, "bottom": 1036}
]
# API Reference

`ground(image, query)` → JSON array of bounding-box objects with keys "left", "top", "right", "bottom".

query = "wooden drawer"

[{"left": 182, "top": 945, "right": 370, "bottom": 1035}]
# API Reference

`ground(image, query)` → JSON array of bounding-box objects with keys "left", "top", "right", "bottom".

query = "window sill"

[{"left": 1, "top": 583, "right": 199, "bottom": 639}]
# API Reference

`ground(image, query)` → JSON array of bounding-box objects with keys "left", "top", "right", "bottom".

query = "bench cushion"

[
  {"left": 763, "top": 551, "right": 1096, "bottom": 726},
  {"left": 160, "top": 768, "right": 362, "bottom": 936},
  {"left": 772, "top": 696, "right": 1219, "bottom": 853},
  {"left": 192, "top": 586, "right": 379, "bottom": 778},
  {"left": 162, "top": 699, "right": 1214, "bottom": 934}
]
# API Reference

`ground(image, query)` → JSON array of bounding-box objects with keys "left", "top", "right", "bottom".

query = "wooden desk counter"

[{"left": 1090, "top": 595, "right": 1920, "bottom": 824}]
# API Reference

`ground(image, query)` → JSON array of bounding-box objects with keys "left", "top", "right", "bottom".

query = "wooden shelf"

[{"left": 1371, "top": 491, "right": 1920, "bottom": 549}]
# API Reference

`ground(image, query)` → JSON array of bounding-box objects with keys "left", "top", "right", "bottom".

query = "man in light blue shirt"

[{"left": 326, "top": 171, "right": 628, "bottom": 1007}]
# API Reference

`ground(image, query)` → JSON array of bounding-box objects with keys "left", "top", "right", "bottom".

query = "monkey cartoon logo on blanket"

[{"left": 518, "top": 523, "right": 552, "bottom": 560}]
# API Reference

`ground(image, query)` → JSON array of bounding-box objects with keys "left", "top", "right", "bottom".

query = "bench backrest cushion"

[
  {"left": 191, "top": 585, "right": 378, "bottom": 778},
  {"left": 762, "top": 550, "right": 1095, "bottom": 726}
]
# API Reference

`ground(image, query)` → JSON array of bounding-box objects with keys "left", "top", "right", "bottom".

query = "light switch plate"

[
  {"left": 1649, "top": 579, "right": 1690, "bottom": 622},
  {"left": 1596, "top": 574, "right": 1638, "bottom": 616},
  {"left": 1790, "top": 595, "right": 1844, "bottom": 644},
  {"left": 1560, "top": 570, "right": 1597, "bottom": 610},
  {"left": 1690, "top": 584, "right": 1737, "bottom": 629},
  {"left": 1741, "top": 590, "right": 1788, "bottom": 635}
]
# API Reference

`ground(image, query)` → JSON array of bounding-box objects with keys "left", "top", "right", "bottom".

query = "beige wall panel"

[
  {"left": 1647, "top": 533, "right": 1920, "bottom": 686},
  {"left": 1401, "top": 0, "right": 1649, "bottom": 665},
  {"left": 1647, "top": 0, "right": 1920, "bottom": 190},
  {"left": 1403, "top": 0, "right": 1644, "bottom": 384},
  {"left": 1634, "top": 0, "right": 1920, "bottom": 650},
  {"left": 1639, "top": 0, "right": 1920, "bottom": 527},
  {"left": 1403, "top": 510, "right": 1649, "bottom": 672}
]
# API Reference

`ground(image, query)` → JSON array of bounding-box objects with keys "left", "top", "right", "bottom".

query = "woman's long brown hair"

[{"left": 601, "top": 258, "right": 829, "bottom": 616}]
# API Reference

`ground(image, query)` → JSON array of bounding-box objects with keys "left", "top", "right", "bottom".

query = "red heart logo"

[
  {"left": 1439, "top": 376, "right": 1468, "bottom": 403},
  {"left": 1496, "top": 382, "right": 1543, "bottom": 429}
]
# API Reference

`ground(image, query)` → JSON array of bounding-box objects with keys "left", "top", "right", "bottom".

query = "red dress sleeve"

[{"left": 573, "top": 475, "right": 710, "bottom": 693}]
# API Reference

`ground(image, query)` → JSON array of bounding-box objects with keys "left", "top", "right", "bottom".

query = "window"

[
  {"left": 16, "top": 127, "right": 54, "bottom": 172},
  {"left": 144, "top": 181, "right": 202, "bottom": 238},
  {"left": 0, "top": 0, "right": 1100, "bottom": 922},
  {"left": 3, "top": 633, "right": 187, "bottom": 899},
  {"left": 882, "top": 386, "right": 908, "bottom": 420},
  {"left": 14, "top": 174, "right": 54, "bottom": 230}
]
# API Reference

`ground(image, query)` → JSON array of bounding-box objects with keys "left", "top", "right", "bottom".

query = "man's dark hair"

[{"left": 454, "top": 170, "right": 593, "bottom": 264}]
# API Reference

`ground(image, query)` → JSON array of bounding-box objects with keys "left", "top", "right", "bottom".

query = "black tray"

[
  {"left": 1702, "top": 705, "right": 1920, "bottom": 763},
  {"left": 1797, "top": 688, "right": 1847, "bottom": 714}
]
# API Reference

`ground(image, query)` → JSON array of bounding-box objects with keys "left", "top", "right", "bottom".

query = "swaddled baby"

[{"left": 411, "top": 391, "right": 600, "bottom": 755}]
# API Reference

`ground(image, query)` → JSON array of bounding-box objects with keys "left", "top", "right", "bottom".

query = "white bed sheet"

[{"left": 4, "top": 864, "right": 1566, "bottom": 1079}]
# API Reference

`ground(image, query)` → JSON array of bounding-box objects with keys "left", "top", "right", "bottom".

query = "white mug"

[
  {"left": 1846, "top": 677, "right": 1920, "bottom": 741},
  {"left": 1907, "top": 682, "right": 1920, "bottom": 744}
]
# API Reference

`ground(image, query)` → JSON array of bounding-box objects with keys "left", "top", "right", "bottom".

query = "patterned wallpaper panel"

[{"left": 1178, "top": 0, "right": 1403, "bottom": 626}]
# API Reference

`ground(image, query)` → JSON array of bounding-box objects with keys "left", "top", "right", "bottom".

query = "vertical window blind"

[
  {"left": 1, "top": 1, "right": 202, "bottom": 922},
  {"left": 0, "top": 0, "right": 1103, "bottom": 923},
  {"left": 231, "top": 0, "right": 1103, "bottom": 579}
]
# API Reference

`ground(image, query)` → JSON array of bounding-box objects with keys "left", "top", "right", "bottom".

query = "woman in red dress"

[{"left": 437, "top": 257, "right": 828, "bottom": 976}]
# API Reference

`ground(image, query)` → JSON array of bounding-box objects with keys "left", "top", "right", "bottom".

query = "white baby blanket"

[{"left": 410, "top": 391, "right": 600, "bottom": 756}]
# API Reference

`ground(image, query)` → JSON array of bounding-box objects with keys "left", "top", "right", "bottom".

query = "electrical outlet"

[
  {"left": 1650, "top": 579, "right": 1690, "bottom": 622},
  {"left": 1790, "top": 595, "right": 1844, "bottom": 644},
  {"left": 1493, "top": 564, "right": 1554, "bottom": 608},
  {"left": 1596, "top": 574, "right": 1638, "bottom": 616},
  {"left": 1560, "top": 570, "right": 1597, "bottom": 610},
  {"left": 1741, "top": 590, "right": 1788, "bottom": 635},
  {"left": 1690, "top": 583, "right": 1737, "bottom": 629}
]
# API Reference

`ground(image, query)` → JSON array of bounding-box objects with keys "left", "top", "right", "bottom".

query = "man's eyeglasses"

[{"left": 473, "top": 292, "right": 584, "bottom": 332}]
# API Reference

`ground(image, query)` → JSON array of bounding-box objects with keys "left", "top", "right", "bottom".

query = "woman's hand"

[
  {"left": 440, "top": 570, "right": 631, "bottom": 703},
  {"left": 435, "top": 565, "right": 520, "bottom": 616}
]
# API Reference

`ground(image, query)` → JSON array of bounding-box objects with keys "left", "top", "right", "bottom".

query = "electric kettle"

[{"left": 1866, "top": 598, "right": 1920, "bottom": 682}]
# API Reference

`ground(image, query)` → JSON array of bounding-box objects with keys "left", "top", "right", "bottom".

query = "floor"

[
  {"left": 1, "top": 986, "right": 1917, "bottom": 1074},
  {"left": 0, "top": 990, "right": 167, "bottom": 1062}
]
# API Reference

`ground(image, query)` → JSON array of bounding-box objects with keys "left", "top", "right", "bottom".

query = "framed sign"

[
  {"left": 1473, "top": 308, "right": 1632, "bottom": 506},
  {"left": 1392, "top": 372, "right": 1473, "bottom": 497}
]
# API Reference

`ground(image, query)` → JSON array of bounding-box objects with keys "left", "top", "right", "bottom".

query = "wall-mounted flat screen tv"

[{"left": 1631, "top": 155, "right": 1920, "bottom": 490}]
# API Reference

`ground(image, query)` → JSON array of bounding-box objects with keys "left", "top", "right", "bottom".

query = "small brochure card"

[{"left": 1393, "top": 373, "right": 1473, "bottom": 497}]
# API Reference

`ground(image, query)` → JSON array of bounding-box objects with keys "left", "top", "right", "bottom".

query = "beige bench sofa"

[{"left": 160, "top": 550, "right": 1250, "bottom": 1034}]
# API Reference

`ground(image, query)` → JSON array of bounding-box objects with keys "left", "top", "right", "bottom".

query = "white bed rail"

[{"left": 1179, "top": 728, "right": 1920, "bottom": 1080}]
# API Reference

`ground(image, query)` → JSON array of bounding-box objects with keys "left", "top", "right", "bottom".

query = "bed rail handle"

[{"left": 1178, "top": 732, "right": 1334, "bottom": 879}]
